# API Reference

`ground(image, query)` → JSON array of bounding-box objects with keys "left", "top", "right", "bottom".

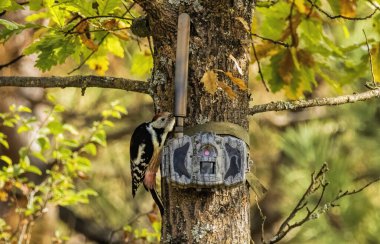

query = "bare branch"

[
  {"left": 249, "top": 88, "right": 380, "bottom": 115},
  {"left": 266, "top": 163, "right": 380, "bottom": 244},
  {"left": 0, "top": 75, "right": 150, "bottom": 94},
  {"left": 331, "top": 177, "right": 380, "bottom": 206},
  {"left": 268, "top": 164, "right": 328, "bottom": 243}
]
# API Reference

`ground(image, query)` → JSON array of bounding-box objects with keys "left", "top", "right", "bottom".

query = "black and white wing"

[{"left": 130, "top": 123, "right": 154, "bottom": 197}]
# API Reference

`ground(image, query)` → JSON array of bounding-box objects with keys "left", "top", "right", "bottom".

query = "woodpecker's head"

[{"left": 150, "top": 112, "right": 175, "bottom": 131}]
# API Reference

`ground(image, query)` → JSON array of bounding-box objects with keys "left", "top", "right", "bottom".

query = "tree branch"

[
  {"left": 249, "top": 88, "right": 380, "bottom": 115},
  {"left": 0, "top": 75, "right": 150, "bottom": 94}
]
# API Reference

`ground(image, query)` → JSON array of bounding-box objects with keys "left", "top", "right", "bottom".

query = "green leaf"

[
  {"left": 29, "top": 0, "right": 43, "bottom": 11},
  {"left": 113, "top": 104, "right": 127, "bottom": 114},
  {"left": 111, "top": 110, "right": 121, "bottom": 119},
  {"left": 24, "top": 33, "right": 77, "bottom": 71},
  {"left": 76, "top": 156, "right": 91, "bottom": 167},
  {"left": 79, "top": 188, "right": 98, "bottom": 197},
  {"left": 19, "top": 147, "right": 29, "bottom": 160},
  {"left": 62, "top": 0, "right": 97, "bottom": 17},
  {"left": 17, "top": 124, "right": 32, "bottom": 134},
  {"left": 25, "top": 12, "right": 49, "bottom": 22},
  {"left": 255, "top": 1, "right": 290, "bottom": 40},
  {"left": 63, "top": 124, "right": 78, "bottom": 135},
  {"left": 0, "top": 0, "right": 11, "bottom": 10},
  {"left": 47, "top": 120, "right": 64, "bottom": 135},
  {"left": 82, "top": 143, "right": 97, "bottom": 156},
  {"left": 37, "top": 136, "right": 51, "bottom": 150},
  {"left": 102, "top": 120, "right": 114, "bottom": 127},
  {"left": 62, "top": 139, "right": 80, "bottom": 148},
  {"left": 25, "top": 165, "right": 42, "bottom": 175},
  {"left": 0, "top": 155, "right": 12, "bottom": 165},
  {"left": 91, "top": 130, "right": 107, "bottom": 146},
  {"left": 32, "top": 151, "right": 47, "bottom": 163},
  {"left": 97, "top": 0, "right": 119, "bottom": 15},
  {"left": 45, "top": 0, "right": 67, "bottom": 27},
  {"left": 0, "top": 20, "right": 36, "bottom": 43},
  {"left": 46, "top": 94, "right": 56, "bottom": 103},
  {"left": 0, "top": 134, "right": 9, "bottom": 149},
  {"left": 17, "top": 105, "right": 32, "bottom": 113},
  {"left": 0, "top": 0, "right": 22, "bottom": 11},
  {"left": 53, "top": 104, "right": 65, "bottom": 112}
]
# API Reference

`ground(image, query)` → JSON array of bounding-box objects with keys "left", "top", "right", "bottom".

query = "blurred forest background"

[{"left": 1, "top": 0, "right": 380, "bottom": 243}]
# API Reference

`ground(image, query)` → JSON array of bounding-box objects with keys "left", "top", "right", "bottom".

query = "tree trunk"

[{"left": 135, "top": 1, "right": 254, "bottom": 242}]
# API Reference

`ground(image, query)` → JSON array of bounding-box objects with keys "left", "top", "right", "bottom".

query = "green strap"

[{"left": 183, "top": 122, "right": 250, "bottom": 145}]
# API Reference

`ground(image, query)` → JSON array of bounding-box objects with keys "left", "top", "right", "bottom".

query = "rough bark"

[{"left": 134, "top": 0, "right": 254, "bottom": 243}]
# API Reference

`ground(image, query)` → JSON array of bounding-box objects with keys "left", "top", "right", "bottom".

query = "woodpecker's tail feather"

[{"left": 150, "top": 189, "right": 164, "bottom": 216}]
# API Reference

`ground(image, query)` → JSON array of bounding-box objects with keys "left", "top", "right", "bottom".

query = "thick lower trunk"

[{"left": 136, "top": 0, "right": 254, "bottom": 242}]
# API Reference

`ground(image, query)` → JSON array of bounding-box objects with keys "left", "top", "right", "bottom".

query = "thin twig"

[
  {"left": 66, "top": 15, "right": 134, "bottom": 34},
  {"left": 67, "top": 26, "right": 131, "bottom": 34},
  {"left": 275, "top": 164, "right": 328, "bottom": 239},
  {"left": 363, "top": 29, "right": 377, "bottom": 88},
  {"left": 68, "top": 4, "right": 135, "bottom": 74},
  {"left": 251, "top": 33, "right": 289, "bottom": 48},
  {"left": 306, "top": 0, "right": 379, "bottom": 20},
  {"left": 251, "top": 40, "right": 270, "bottom": 92},
  {"left": 67, "top": 33, "right": 109, "bottom": 74},
  {"left": 331, "top": 177, "right": 380, "bottom": 206},
  {"left": 266, "top": 164, "right": 380, "bottom": 244},
  {"left": 108, "top": 210, "right": 152, "bottom": 244},
  {"left": 255, "top": 195, "right": 266, "bottom": 244},
  {"left": 249, "top": 88, "right": 380, "bottom": 114}
]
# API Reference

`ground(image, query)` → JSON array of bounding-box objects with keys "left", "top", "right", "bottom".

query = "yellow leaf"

[
  {"left": 86, "top": 55, "right": 109, "bottom": 76},
  {"left": 294, "top": 0, "right": 306, "bottom": 13},
  {"left": 225, "top": 72, "right": 247, "bottom": 90},
  {"left": 339, "top": 0, "right": 356, "bottom": 17},
  {"left": 0, "top": 190, "right": 8, "bottom": 202},
  {"left": 218, "top": 81, "right": 237, "bottom": 100},
  {"left": 235, "top": 17, "right": 250, "bottom": 33},
  {"left": 342, "top": 24, "right": 350, "bottom": 39},
  {"left": 105, "top": 35, "right": 124, "bottom": 58},
  {"left": 371, "top": 43, "right": 380, "bottom": 83},
  {"left": 201, "top": 70, "right": 218, "bottom": 95}
]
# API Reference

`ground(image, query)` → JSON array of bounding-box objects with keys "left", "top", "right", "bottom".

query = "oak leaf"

[
  {"left": 201, "top": 70, "right": 218, "bottom": 95},
  {"left": 225, "top": 72, "right": 247, "bottom": 91}
]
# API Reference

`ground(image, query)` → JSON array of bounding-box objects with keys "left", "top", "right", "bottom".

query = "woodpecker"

[{"left": 130, "top": 112, "right": 175, "bottom": 199}]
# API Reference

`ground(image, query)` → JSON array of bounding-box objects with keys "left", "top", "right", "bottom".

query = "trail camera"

[
  {"left": 168, "top": 14, "right": 250, "bottom": 188},
  {"left": 162, "top": 132, "right": 249, "bottom": 188}
]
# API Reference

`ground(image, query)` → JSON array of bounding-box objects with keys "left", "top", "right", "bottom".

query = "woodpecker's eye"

[{"left": 161, "top": 118, "right": 165, "bottom": 121}]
